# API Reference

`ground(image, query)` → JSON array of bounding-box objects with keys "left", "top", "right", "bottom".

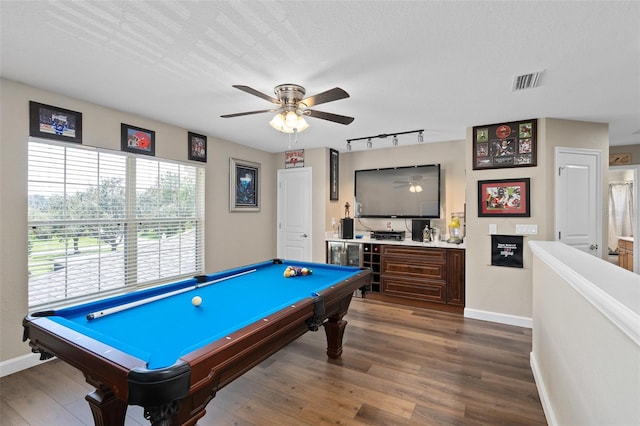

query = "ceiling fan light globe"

[
  {"left": 270, "top": 113, "right": 285, "bottom": 129},
  {"left": 296, "top": 116, "right": 309, "bottom": 132},
  {"left": 415, "top": 185, "right": 423, "bottom": 192},
  {"left": 285, "top": 111, "right": 298, "bottom": 129}
]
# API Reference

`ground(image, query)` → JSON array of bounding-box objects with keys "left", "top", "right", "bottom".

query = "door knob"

[
  {"left": 301, "top": 234, "right": 308, "bottom": 238},
  {"left": 589, "top": 243, "right": 598, "bottom": 251}
]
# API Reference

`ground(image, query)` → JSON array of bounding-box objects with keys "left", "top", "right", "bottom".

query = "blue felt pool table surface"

[{"left": 47, "top": 260, "right": 362, "bottom": 369}]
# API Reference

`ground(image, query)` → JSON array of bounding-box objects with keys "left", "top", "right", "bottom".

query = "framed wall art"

[
  {"left": 491, "top": 235, "right": 524, "bottom": 268},
  {"left": 285, "top": 149, "right": 304, "bottom": 168},
  {"left": 473, "top": 119, "right": 537, "bottom": 170},
  {"left": 329, "top": 148, "right": 339, "bottom": 201},
  {"left": 609, "top": 153, "right": 631, "bottom": 165},
  {"left": 121, "top": 123, "right": 155, "bottom": 156},
  {"left": 478, "top": 178, "right": 530, "bottom": 217},
  {"left": 188, "top": 132, "right": 207, "bottom": 162},
  {"left": 29, "top": 101, "right": 83, "bottom": 144},
  {"left": 230, "top": 158, "right": 260, "bottom": 212}
]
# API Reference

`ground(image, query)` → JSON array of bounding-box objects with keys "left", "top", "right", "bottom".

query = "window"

[{"left": 28, "top": 140, "right": 205, "bottom": 308}]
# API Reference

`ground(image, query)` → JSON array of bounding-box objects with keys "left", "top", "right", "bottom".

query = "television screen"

[{"left": 354, "top": 164, "right": 440, "bottom": 218}]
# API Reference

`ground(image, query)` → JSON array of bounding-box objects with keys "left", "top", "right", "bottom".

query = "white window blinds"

[{"left": 28, "top": 140, "right": 205, "bottom": 308}]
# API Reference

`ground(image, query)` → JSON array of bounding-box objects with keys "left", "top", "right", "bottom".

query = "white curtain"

[{"left": 608, "top": 182, "right": 634, "bottom": 253}]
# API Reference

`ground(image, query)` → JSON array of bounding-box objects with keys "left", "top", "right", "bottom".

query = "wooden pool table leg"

[
  {"left": 86, "top": 388, "right": 127, "bottom": 426},
  {"left": 324, "top": 314, "right": 347, "bottom": 359}
]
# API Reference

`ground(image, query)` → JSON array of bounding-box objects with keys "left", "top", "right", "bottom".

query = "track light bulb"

[
  {"left": 346, "top": 142, "right": 352, "bottom": 151},
  {"left": 392, "top": 135, "right": 398, "bottom": 146},
  {"left": 417, "top": 132, "right": 424, "bottom": 143},
  {"left": 367, "top": 138, "right": 372, "bottom": 149}
]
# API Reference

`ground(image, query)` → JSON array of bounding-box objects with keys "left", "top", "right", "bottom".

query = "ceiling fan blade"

[
  {"left": 232, "top": 85, "right": 280, "bottom": 104},
  {"left": 306, "top": 109, "right": 354, "bottom": 125},
  {"left": 220, "top": 109, "right": 275, "bottom": 118},
  {"left": 301, "top": 87, "right": 349, "bottom": 108}
]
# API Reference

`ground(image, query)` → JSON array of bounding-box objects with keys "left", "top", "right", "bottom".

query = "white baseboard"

[
  {"left": 463, "top": 308, "right": 532, "bottom": 328},
  {"left": 0, "top": 352, "right": 53, "bottom": 377},
  {"left": 530, "top": 351, "right": 556, "bottom": 426}
]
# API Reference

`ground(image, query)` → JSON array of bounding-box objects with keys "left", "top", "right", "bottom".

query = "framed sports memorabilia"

[
  {"left": 478, "top": 178, "right": 530, "bottom": 217},
  {"left": 29, "top": 101, "right": 82, "bottom": 144},
  {"left": 473, "top": 119, "right": 537, "bottom": 170}
]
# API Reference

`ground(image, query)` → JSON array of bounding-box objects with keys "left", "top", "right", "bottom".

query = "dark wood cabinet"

[
  {"left": 446, "top": 249, "right": 465, "bottom": 306},
  {"left": 362, "top": 243, "right": 381, "bottom": 292},
  {"left": 382, "top": 246, "right": 448, "bottom": 304},
  {"left": 327, "top": 240, "right": 465, "bottom": 312}
]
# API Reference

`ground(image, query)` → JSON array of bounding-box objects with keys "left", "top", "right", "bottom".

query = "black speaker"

[
  {"left": 411, "top": 219, "right": 430, "bottom": 241},
  {"left": 341, "top": 218, "right": 354, "bottom": 239}
]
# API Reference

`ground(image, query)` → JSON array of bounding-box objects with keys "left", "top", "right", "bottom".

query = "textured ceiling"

[{"left": 1, "top": 1, "right": 639, "bottom": 153}]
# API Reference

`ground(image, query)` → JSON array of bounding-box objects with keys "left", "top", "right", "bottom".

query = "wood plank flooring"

[{"left": 1, "top": 298, "right": 547, "bottom": 425}]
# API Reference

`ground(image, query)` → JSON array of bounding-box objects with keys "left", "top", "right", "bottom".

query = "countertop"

[{"left": 325, "top": 235, "right": 466, "bottom": 250}]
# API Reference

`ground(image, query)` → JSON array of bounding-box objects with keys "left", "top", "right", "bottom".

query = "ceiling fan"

[{"left": 221, "top": 84, "right": 354, "bottom": 133}]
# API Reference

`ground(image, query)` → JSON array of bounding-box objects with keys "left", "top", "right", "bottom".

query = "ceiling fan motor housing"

[{"left": 274, "top": 84, "right": 307, "bottom": 113}]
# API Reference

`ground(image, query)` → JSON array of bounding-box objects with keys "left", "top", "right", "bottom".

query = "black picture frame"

[
  {"left": 121, "top": 123, "right": 155, "bottom": 156},
  {"left": 478, "top": 178, "right": 531, "bottom": 217},
  {"left": 230, "top": 158, "right": 260, "bottom": 212},
  {"left": 491, "top": 235, "right": 524, "bottom": 268},
  {"left": 473, "top": 119, "right": 537, "bottom": 170},
  {"left": 188, "top": 132, "right": 207, "bottom": 162},
  {"left": 330, "top": 148, "right": 339, "bottom": 201},
  {"left": 29, "top": 101, "right": 83, "bottom": 144}
]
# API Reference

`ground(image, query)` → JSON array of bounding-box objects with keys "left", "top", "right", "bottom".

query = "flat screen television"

[{"left": 354, "top": 164, "right": 441, "bottom": 218}]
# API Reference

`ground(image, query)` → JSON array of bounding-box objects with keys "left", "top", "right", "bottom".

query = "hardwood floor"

[{"left": 1, "top": 298, "right": 547, "bottom": 425}]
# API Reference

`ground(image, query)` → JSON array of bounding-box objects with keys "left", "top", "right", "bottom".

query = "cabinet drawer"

[
  {"left": 382, "top": 258, "right": 446, "bottom": 280},
  {"left": 382, "top": 276, "right": 446, "bottom": 303},
  {"left": 382, "top": 246, "right": 446, "bottom": 263}
]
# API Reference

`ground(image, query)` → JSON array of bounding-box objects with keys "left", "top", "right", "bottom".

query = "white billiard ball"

[{"left": 192, "top": 295, "right": 202, "bottom": 307}]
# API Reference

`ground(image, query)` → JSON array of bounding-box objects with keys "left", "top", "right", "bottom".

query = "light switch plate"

[
  {"left": 516, "top": 224, "right": 538, "bottom": 234},
  {"left": 489, "top": 224, "right": 497, "bottom": 234}
]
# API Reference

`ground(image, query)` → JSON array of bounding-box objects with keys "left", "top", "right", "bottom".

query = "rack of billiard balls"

[{"left": 283, "top": 265, "right": 313, "bottom": 278}]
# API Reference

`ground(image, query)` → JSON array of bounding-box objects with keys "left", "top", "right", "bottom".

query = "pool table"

[{"left": 23, "top": 259, "right": 370, "bottom": 426}]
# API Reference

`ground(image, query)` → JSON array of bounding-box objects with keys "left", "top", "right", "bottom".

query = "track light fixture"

[{"left": 346, "top": 129, "right": 424, "bottom": 149}]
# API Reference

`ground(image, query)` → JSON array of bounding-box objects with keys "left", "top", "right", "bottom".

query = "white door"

[
  {"left": 277, "top": 168, "right": 312, "bottom": 261},
  {"left": 555, "top": 147, "right": 602, "bottom": 256}
]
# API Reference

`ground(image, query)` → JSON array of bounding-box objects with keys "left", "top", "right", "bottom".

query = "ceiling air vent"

[{"left": 512, "top": 71, "right": 544, "bottom": 91}]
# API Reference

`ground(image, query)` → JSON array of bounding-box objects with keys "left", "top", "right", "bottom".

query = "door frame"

[
  {"left": 554, "top": 146, "right": 603, "bottom": 257},
  {"left": 276, "top": 167, "right": 313, "bottom": 261},
  {"left": 609, "top": 164, "right": 639, "bottom": 274}
]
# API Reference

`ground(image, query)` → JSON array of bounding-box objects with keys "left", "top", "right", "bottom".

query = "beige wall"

[
  {"left": 1, "top": 77, "right": 612, "bottom": 367},
  {"left": 339, "top": 141, "right": 467, "bottom": 235},
  {"left": 465, "top": 118, "right": 609, "bottom": 322},
  {"left": 275, "top": 147, "right": 332, "bottom": 263},
  {"left": 0, "top": 78, "right": 277, "bottom": 363}
]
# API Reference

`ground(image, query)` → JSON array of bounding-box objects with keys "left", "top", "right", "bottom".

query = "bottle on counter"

[{"left": 422, "top": 225, "right": 432, "bottom": 242}]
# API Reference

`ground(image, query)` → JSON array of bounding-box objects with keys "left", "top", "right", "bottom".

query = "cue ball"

[{"left": 192, "top": 296, "right": 202, "bottom": 307}]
